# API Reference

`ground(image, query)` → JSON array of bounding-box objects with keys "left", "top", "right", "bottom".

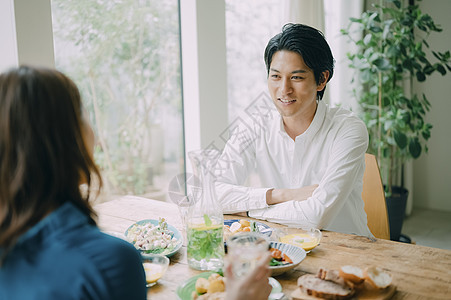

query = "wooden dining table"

[{"left": 94, "top": 195, "right": 451, "bottom": 300}]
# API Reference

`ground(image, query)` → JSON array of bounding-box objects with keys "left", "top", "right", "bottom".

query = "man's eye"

[
  {"left": 271, "top": 74, "right": 280, "bottom": 79},
  {"left": 292, "top": 76, "right": 303, "bottom": 80}
]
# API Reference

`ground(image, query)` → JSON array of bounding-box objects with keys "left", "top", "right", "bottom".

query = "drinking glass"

[
  {"left": 226, "top": 232, "right": 269, "bottom": 278},
  {"left": 186, "top": 149, "right": 224, "bottom": 271}
]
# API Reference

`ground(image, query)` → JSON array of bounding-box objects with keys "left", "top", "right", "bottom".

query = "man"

[{"left": 215, "top": 23, "right": 373, "bottom": 237}]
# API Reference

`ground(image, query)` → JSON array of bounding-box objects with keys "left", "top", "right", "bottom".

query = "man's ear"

[{"left": 317, "top": 70, "right": 330, "bottom": 91}]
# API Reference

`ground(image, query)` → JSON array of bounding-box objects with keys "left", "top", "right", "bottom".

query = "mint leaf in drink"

[{"left": 203, "top": 214, "right": 212, "bottom": 227}]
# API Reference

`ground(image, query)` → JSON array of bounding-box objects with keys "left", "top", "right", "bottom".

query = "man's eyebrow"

[
  {"left": 269, "top": 68, "right": 307, "bottom": 74},
  {"left": 291, "top": 69, "right": 307, "bottom": 74}
]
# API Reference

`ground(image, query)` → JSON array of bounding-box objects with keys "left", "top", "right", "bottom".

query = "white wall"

[
  {"left": 413, "top": 0, "right": 451, "bottom": 212},
  {"left": 180, "top": 0, "right": 229, "bottom": 173},
  {"left": 0, "top": 0, "right": 18, "bottom": 71},
  {"left": 0, "top": 0, "right": 55, "bottom": 71}
]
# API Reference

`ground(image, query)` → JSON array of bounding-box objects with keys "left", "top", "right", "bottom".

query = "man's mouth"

[{"left": 278, "top": 98, "right": 296, "bottom": 104}]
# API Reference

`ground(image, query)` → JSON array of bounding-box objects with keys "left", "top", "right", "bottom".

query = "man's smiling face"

[{"left": 267, "top": 50, "right": 327, "bottom": 122}]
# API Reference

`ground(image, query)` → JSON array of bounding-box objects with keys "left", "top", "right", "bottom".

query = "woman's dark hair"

[
  {"left": 0, "top": 66, "right": 102, "bottom": 258},
  {"left": 264, "top": 23, "right": 335, "bottom": 100}
]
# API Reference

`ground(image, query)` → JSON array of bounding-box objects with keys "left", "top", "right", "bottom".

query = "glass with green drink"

[{"left": 186, "top": 150, "right": 224, "bottom": 271}]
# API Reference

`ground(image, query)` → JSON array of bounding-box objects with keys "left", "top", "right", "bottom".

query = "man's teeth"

[{"left": 280, "top": 99, "right": 295, "bottom": 103}]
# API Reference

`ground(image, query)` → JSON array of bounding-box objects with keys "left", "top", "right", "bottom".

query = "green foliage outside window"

[{"left": 52, "top": 0, "right": 183, "bottom": 196}]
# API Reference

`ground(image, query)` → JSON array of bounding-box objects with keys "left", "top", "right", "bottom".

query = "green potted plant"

[{"left": 342, "top": 0, "right": 450, "bottom": 240}]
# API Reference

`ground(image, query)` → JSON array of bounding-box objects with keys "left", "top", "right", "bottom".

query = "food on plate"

[
  {"left": 338, "top": 265, "right": 365, "bottom": 285},
  {"left": 364, "top": 266, "right": 393, "bottom": 289},
  {"left": 195, "top": 277, "right": 210, "bottom": 294},
  {"left": 126, "top": 218, "right": 179, "bottom": 253},
  {"left": 143, "top": 262, "right": 164, "bottom": 284},
  {"left": 317, "top": 268, "right": 347, "bottom": 287},
  {"left": 297, "top": 274, "right": 354, "bottom": 299},
  {"left": 192, "top": 273, "right": 226, "bottom": 300},
  {"left": 223, "top": 219, "right": 260, "bottom": 240},
  {"left": 269, "top": 247, "right": 293, "bottom": 266},
  {"left": 292, "top": 265, "right": 393, "bottom": 299}
]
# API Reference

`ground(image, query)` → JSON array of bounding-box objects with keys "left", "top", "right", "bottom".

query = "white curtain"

[
  {"left": 283, "top": 0, "right": 325, "bottom": 32},
  {"left": 324, "top": 0, "right": 364, "bottom": 111}
]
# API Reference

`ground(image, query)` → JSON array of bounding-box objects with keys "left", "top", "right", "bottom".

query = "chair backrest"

[{"left": 362, "top": 153, "right": 390, "bottom": 239}]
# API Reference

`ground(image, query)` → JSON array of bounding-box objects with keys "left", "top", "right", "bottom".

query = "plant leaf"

[
  {"left": 394, "top": 130, "right": 407, "bottom": 149},
  {"left": 416, "top": 71, "right": 426, "bottom": 82},
  {"left": 436, "top": 64, "right": 447, "bottom": 75},
  {"left": 409, "top": 138, "right": 422, "bottom": 158},
  {"left": 374, "top": 58, "right": 390, "bottom": 70}
]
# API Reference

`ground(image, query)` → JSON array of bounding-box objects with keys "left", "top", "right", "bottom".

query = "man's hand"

[
  {"left": 224, "top": 252, "right": 272, "bottom": 300},
  {"left": 266, "top": 184, "right": 318, "bottom": 205}
]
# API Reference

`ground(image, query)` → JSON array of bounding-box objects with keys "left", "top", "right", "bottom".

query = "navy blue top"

[{"left": 0, "top": 202, "right": 147, "bottom": 300}]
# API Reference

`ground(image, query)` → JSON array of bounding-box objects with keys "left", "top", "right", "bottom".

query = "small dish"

[
  {"left": 175, "top": 271, "right": 282, "bottom": 300},
  {"left": 269, "top": 242, "right": 306, "bottom": 276},
  {"left": 224, "top": 219, "right": 272, "bottom": 237},
  {"left": 278, "top": 227, "right": 322, "bottom": 252},
  {"left": 142, "top": 253, "right": 169, "bottom": 287},
  {"left": 125, "top": 219, "right": 183, "bottom": 257}
]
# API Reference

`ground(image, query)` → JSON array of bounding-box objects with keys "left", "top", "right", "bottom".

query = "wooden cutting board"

[{"left": 291, "top": 282, "right": 396, "bottom": 300}]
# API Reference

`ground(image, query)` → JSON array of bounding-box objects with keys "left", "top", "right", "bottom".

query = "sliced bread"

[
  {"left": 297, "top": 274, "right": 354, "bottom": 300},
  {"left": 364, "top": 266, "right": 392, "bottom": 289},
  {"left": 317, "top": 268, "right": 347, "bottom": 287},
  {"left": 339, "top": 265, "right": 365, "bottom": 284}
]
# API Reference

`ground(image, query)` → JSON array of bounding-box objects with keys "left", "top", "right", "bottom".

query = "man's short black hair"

[{"left": 264, "top": 23, "right": 335, "bottom": 100}]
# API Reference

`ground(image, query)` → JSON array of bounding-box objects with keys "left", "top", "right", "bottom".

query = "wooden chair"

[{"left": 362, "top": 153, "right": 390, "bottom": 239}]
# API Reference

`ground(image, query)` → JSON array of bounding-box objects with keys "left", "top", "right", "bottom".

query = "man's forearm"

[{"left": 266, "top": 184, "right": 318, "bottom": 205}]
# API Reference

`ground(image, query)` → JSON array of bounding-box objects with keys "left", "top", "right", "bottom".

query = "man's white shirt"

[{"left": 214, "top": 100, "right": 374, "bottom": 237}]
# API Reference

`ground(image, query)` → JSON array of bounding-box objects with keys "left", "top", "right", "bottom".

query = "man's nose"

[{"left": 281, "top": 78, "right": 292, "bottom": 96}]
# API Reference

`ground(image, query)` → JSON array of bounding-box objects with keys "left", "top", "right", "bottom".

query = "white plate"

[{"left": 269, "top": 242, "right": 306, "bottom": 276}]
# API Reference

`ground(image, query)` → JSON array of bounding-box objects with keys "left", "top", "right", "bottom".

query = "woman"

[{"left": 0, "top": 66, "right": 146, "bottom": 299}]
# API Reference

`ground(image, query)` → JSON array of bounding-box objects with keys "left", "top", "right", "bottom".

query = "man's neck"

[{"left": 283, "top": 103, "right": 318, "bottom": 140}]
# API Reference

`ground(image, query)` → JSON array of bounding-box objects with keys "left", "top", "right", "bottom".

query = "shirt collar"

[
  {"left": 305, "top": 100, "right": 326, "bottom": 138},
  {"left": 14, "top": 202, "right": 91, "bottom": 250}
]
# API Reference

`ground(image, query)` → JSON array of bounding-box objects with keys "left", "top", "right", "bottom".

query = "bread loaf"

[{"left": 297, "top": 274, "right": 354, "bottom": 299}]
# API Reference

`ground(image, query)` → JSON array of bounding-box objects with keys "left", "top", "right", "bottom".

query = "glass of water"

[{"left": 226, "top": 232, "right": 269, "bottom": 278}]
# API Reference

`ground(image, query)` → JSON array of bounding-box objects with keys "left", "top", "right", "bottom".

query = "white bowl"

[{"left": 269, "top": 242, "right": 306, "bottom": 276}]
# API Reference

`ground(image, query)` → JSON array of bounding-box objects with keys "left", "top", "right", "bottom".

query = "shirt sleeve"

[
  {"left": 249, "top": 118, "right": 369, "bottom": 230},
  {"left": 214, "top": 120, "right": 270, "bottom": 213}
]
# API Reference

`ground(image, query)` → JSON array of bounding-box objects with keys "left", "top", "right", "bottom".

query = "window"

[{"left": 51, "top": 0, "right": 184, "bottom": 202}]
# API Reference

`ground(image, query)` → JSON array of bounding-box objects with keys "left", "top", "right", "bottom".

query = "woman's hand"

[{"left": 224, "top": 252, "right": 272, "bottom": 300}]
